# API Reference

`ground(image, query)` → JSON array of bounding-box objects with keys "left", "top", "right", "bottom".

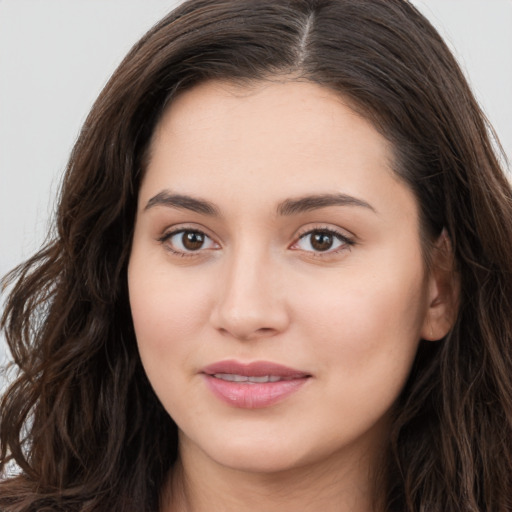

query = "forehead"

[
  {"left": 140, "top": 79, "right": 416, "bottom": 223},
  {"left": 149, "top": 79, "right": 390, "bottom": 167}
]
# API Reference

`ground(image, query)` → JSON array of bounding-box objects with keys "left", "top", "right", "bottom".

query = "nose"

[{"left": 209, "top": 248, "right": 290, "bottom": 341}]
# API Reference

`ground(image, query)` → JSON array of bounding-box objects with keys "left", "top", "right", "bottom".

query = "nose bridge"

[{"left": 211, "top": 239, "right": 288, "bottom": 340}]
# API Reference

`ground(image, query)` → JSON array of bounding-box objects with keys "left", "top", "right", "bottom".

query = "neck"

[{"left": 161, "top": 437, "right": 387, "bottom": 512}]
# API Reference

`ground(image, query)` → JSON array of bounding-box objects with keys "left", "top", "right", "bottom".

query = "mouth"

[
  {"left": 201, "top": 360, "right": 311, "bottom": 409},
  {"left": 211, "top": 374, "right": 296, "bottom": 383}
]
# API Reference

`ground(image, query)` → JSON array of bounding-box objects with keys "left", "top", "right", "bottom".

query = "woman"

[{"left": 1, "top": 0, "right": 511, "bottom": 510}]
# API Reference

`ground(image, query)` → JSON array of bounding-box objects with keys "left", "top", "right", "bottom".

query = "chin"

[
  {"left": 214, "top": 447, "right": 309, "bottom": 475},
  {"left": 183, "top": 427, "right": 316, "bottom": 475}
]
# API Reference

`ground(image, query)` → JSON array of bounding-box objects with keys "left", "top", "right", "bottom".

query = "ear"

[{"left": 421, "top": 229, "right": 460, "bottom": 341}]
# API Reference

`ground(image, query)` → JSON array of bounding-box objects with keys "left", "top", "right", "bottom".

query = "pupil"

[
  {"left": 183, "top": 231, "right": 204, "bottom": 250},
  {"left": 311, "top": 232, "right": 333, "bottom": 251}
]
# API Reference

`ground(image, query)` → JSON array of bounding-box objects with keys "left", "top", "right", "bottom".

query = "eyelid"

[
  {"left": 157, "top": 224, "right": 221, "bottom": 256},
  {"left": 156, "top": 223, "right": 354, "bottom": 257},
  {"left": 289, "top": 225, "right": 355, "bottom": 254}
]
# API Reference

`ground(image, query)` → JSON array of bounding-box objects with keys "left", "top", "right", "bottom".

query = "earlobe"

[{"left": 421, "top": 230, "right": 460, "bottom": 341}]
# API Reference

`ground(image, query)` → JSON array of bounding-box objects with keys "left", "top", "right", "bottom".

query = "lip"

[{"left": 201, "top": 360, "right": 311, "bottom": 409}]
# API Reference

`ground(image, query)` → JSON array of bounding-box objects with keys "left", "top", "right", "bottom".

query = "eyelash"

[
  {"left": 157, "top": 226, "right": 355, "bottom": 257},
  {"left": 291, "top": 227, "right": 355, "bottom": 256},
  {"left": 158, "top": 228, "right": 218, "bottom": 257}
]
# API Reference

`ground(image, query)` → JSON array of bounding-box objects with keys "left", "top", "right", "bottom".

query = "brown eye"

[
  {"left": 182, "top": 231, "right": 205, "bottom": 251},
  {"left": 162, "top": 229, "right": 218, "bottom": 254},
  {"left": 310, "top": 232, "right": 334, "bottom": 251},
  {"left": 293, "top": 229, "right": 352, "bottom": 254}
]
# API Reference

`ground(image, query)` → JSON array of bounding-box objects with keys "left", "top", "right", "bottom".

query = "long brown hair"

[{"left": 1, "top": 1, "right": 511, "bottom": 510}]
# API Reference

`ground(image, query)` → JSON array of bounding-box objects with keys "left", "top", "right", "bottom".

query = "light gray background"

[{"left": 1, "top": 1, "right": 511, "bottom": 372}]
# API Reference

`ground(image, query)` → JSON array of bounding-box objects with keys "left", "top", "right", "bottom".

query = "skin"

[{"left": 128, "top": 79, "right": 454, "bottom": 511}]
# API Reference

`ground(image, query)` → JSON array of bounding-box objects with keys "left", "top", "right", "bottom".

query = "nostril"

[
  {"left": 209, "top": 282, "right": 290, "bottom": 340},
  {"left": 256, "top": 327, "right": 276, "bottom": 335},
  {"left": 216, "top": 325, "right": 279, "bottom": 341}
]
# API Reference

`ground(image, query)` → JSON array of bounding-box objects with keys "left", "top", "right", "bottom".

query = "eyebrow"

[
  {"left": 144, "top": 190, "right": 376, "bottom": 216},
  {"left": 144, "top": 190, "right": 220, "bottom": 216},
  {"left": 276, "top": 193, "right": 376, "bottom": 215}
]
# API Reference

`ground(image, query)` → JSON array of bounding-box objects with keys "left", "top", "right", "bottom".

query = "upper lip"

[{"left": 201, "top": 360, "right": 310, "bottom": 379}]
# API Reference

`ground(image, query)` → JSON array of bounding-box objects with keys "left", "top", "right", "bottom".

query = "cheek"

[
  {"left": 128, "top": 260, "right": 213, "bottom": 360},
  {"left": 292, "top": 269, "right": 427, "bottom": 436},
  {"left": 127, "top": 260, "right": 218, "bottom": 417},
  {"left": 294, "top": 259, "right": 427, "bottom": 375}
]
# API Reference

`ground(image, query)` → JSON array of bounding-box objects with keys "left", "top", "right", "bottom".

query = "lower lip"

[{"left": 203, "top": 375, "right": 309, "bottom": 409}]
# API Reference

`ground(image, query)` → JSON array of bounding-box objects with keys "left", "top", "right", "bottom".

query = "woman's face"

[{"left": 128, "top": 80, "right": 438, "bottom": 474}]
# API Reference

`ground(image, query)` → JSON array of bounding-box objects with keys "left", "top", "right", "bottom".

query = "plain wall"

[{"left": 1, "top": 0, "right": 511, "bottom": 373}]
